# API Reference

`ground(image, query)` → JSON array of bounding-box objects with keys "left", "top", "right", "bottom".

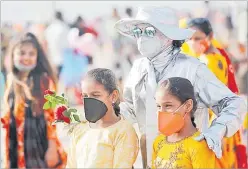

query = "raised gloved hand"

[{"left": 194, "top": 124, "right": 226, "bottom": 159}]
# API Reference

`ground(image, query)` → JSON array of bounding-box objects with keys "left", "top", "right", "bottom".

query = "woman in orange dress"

[
  {"left": 182, "top": 18, "right": 247, "bottom": 168},
  {"left": 1, "top": 32, "right": 67, "bottom": 168}
]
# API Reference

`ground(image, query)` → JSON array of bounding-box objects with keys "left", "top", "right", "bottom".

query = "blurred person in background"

[
  {"left": 1, "top": 33, "right": 7, "bottom": 79},
  {"left": 0, "top": 30, "right": 6, "bottom": 102},
  {"left": 89, "top": 16, "right": 108, "bottom": 49},
  {"left": 211, "top": 10, "right": 231, "bottom": 50},
  {"left": 69, "top": 15, "right": 98, "bottom": 66},
  {"left": 45, "top": 11, "right": 69, "bottom": 78},
  {"left": 182, "top": 18, "right": 247, "bottom": 168},
  {"left": 0, "top": 70, "right": 5, "bottom": 164},
  {"left": 1, "top": 29, "right": 10, "bottom": 63},
  {"left": 59, "top": 29, "right": 98, "bottom": 105},
  {"left": 115, "top": 6, "right": 247, "bottom": 168},
  {"left": 119, "top": 7, "right": 140, "bottom": 84},
  {"left": 182, "top": 18, "right": 238, "bottom": 93},
  {"left": 0, "top": 33, "right": 67, "bottom": 168},
  {"left": 106, "top": 7, "right": 121, "bottom": 47},
  {"left": 70, "top": 16, "right": 85, "bottom": 35},
  {"left": 193, "top": 1, "right": 215, "bottom": 24},
  {"left": 70, "top": 16, "right": 98, "bottom": 38},
  {"left": 104, "top": 7, "right": 126, "bottom": 90},
  {"left": 29, "top": 23, "right": 48, "bottom": 54},
  {"left": 122, "top": 7, "right": 140, "bottom": 64},
  {"left": 12, "top": 24, "right": 24, "bottom": 37},
  {"left": 105, "top": 8, "right": 122, "bottom": 63},
  {"left": 126, "top": 7, "right": 133, "bottom": 18},
  {"left": 203, "top": 1, "right": 214, "bottom": 22},
  {"left": 2, "top": 24, "right": 13, "bottom": 79},
  {"left": 226, "top": 5, "right": 235, "bottom": 38}
]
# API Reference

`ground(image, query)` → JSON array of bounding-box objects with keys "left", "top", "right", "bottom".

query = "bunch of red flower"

[
  {"left": 44, "top": 90, "right": 55, "bottom": 95},
  {"left": 44, "top": 90, "right": 70, "bottom": 124},
  {"left": 55, "top": 105, "right": 70, "bottom": 124}
]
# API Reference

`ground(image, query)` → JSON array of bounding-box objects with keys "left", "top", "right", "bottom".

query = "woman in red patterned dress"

[{"left": 1, "top": 32, "right": 67, "bottom": 168}]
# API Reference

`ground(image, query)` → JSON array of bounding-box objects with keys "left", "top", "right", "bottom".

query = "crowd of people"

[{"left": 0, "top": 2, "right": 247, "bottom": 169}]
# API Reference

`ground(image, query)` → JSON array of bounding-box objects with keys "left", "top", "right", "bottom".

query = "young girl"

[
  {"left": 66, "top": 68, "right": 139, "bottom": 168},
  {"left": 152, "top": 77, "right": 221, "bottom": 168},
  {"left": 1, "top": 32, "right": 67, "bottom": 168}
]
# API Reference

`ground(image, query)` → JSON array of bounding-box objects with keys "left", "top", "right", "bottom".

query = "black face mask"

[{"left": 83, "top": 97, "right": 108, "bottom": 123}]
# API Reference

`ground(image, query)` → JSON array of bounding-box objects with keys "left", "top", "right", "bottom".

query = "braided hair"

[{"left": 159, "top": 77, "right": 197, "bottom": 127}]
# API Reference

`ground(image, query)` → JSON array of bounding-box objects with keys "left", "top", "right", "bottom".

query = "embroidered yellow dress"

[
  {"left": 152, "top": 131, "right": 221, "bottom": 169},
  {"left": 66, "top": 116, "right": 139, "bottom": 168},
  {"left": 182, "top": 41, "right": 245, "bottom": 168}
]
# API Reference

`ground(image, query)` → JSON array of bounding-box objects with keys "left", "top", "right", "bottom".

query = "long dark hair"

[
  {"left": 85, "top": 68, "right": 120, "bottom": 116},
  {"left": 5, "top": 32, "right": 56, "bottom": 115},
  {"left": 159, "top": 77, "right": 197, "bottom": 127}
]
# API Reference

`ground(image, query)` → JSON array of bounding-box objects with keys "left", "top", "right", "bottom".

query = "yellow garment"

[
  {"left": 199, "top": 53, "right": 228, "bottom": 85},
  {"left": 152, "top": 131, "right": 221, "bottom": 169},
  {"left": 66, "top": 116, "right": 139, "bottom": 168},
  {"left": 211, "top": 39, "right": 223, "bottom": 49},
  {"left": 210, "top": 112, "right": 238, "bottom": 168},
  {"left": 244, "top": 113, "right": 248, "bottom": 129}
]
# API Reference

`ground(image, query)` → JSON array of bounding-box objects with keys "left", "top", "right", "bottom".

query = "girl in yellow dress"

[
  {"left": 66, "top": 68, "right": 139, "bottom": 168},
  {"left": 152, "top": 77, "right": 221, "bottom": 169}
]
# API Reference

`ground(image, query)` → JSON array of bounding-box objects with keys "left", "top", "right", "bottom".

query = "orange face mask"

[
  {"left": 158, "top": 103, "right": 187, "bottom": 136},
  {"left": 187, "top": 38, "right": 210, "bottom": 56},
  {"left": 199, "top": 39, "right": 210, "bottom": 53}
]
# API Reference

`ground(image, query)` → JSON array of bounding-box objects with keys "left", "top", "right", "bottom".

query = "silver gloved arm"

[{"left": 194, "top": 64, "right": 247, "bottom": 158}]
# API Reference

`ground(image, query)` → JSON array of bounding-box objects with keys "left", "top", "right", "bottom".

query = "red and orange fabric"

[
  {"left": 212, "top": 39, "right": 239, "bottom": 94},
  {"left": 182, "top": 40, "right": 247, "bottom": 168},
  {"left": 1, "top": 75, "right": 67, "bottom": 168}
]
